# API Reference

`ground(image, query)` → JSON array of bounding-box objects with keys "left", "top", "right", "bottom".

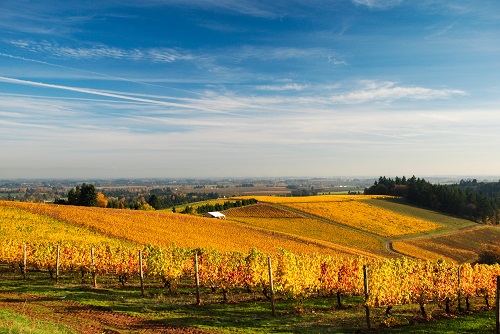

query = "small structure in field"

[{"left": 205, "top": 211, "right": 226, "bottom": 220}]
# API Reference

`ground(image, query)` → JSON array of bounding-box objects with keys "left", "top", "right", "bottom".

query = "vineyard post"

[
  {"left": 268, "top": 257, "right": 276, "bottom": 316},
  {"left": 91, "top": 247, "right": 97, "bottom": 288},
  {"left": 496, "top": 275, "right": 499, "bottom": 334},
  {"left": 194, "top": 254, "right": 201, "bottom": 306},
  {"left": 457, "top": 266, "right": 462, "bottom": 312},
  {"left": 22, "top": 244, "right": 27, "bottom": 279},
  {"left": 56, "top": 244, "right": 60, "bottom": 284},
  {"left": 363, "top": 265, "right": 371, "bottom": 330},
  {"left": 139, "top": 250, "right": 145, "bottom": 297}
]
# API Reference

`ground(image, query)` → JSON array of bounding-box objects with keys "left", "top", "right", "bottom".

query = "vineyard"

[
  {"left": 393, "top": 226, "right": 500, "bottom": 263},
  {"left": 223, "top": 203, "right": 303, "bottom": 218},
  {"left": 1, "top": 199, "right": 500, "bottom": 332},
  {"left": 243, "top": 194, "right": 391, "bottom": 204},
  {"left": 227, "top": 217, "right": 387, "bottom": 256},
  {"left": 282, "top": 200, "right": 443, "bottom": 237},
  {"left": 2, "top": 240, "right": 500, "bottom": 323},
  {"left": 0, "top": 201, "right": 339, "bottom": 256}
]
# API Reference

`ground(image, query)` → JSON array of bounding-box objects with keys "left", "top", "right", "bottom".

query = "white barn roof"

[{"left": 206, "top": 211, "right": 226, "bottom": 219}]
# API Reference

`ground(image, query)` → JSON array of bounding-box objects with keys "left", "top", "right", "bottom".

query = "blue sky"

[{"left": 1, "top": 0, "right": 499, "bottom": 179}]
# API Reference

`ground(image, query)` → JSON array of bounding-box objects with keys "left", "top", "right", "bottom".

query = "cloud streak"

[
  {"left": 351, "top": 0, "right": 404, "bottom": 10},
  {"left": 9, "top": 40, "right": 194, "bottom": 63},
  {"left": 330, "top": 81, "right": 467, "bottom": 104},
  {"left": 0, "top": 76, "right": 244, "bottom": 116}
]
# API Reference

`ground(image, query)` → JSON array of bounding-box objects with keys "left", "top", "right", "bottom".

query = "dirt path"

[{"left": 0, "top": 291, "right": 212, "bottom": 334}]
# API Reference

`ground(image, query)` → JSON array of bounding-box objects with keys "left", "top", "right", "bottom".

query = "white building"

[{"left": 205, "top": 211, "right": 226, "bottom": 219}]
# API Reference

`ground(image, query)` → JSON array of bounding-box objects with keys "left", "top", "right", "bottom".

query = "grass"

[
  {"left": 382, "top": 311, "right": 498, "bottom": 334},
  {"left": 0, "top": 265, "right": 498, "bottom": 333},
  {"left": 0, "top": 308, "right": 76, "bottom": 334}
]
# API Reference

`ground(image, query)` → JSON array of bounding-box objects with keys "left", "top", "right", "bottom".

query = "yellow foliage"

[
  {"left": 229, "top": 217, "right": 385, "bottom": 254},
  {"left": 0, "top": 201, "right": 337, "bottom": 255},
  {"left": 284, "top": 200, "right": 443, "bottom": 237},
  {"left": 97, "top": 192, "right": 108, "bottom": 208}
]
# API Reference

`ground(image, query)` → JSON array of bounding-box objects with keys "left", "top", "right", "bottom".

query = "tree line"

[
  {"left": 55, "top": 184, "right": 220, "bottom": 211},
  {"left": 195, "top": 198, "right": 258, "bottom": 214},
  {"left": 364, "top": 176, "right": 500, "bottom": 224}
]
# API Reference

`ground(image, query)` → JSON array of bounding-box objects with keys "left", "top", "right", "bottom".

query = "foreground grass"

[
  {"left": 0, "top": 266, "right": 497, "bottom": 333},
  {"left": 383, "top": 310, "right": 497, "bottom": 334},
  {"left": 0, "top": 308, "right": 75, "bottom": 334}
]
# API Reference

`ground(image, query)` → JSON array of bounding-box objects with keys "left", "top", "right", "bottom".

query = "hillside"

[
  {"left": 1, "top": 193, "right": 495, "bottom": 262},
  {"left": 1, "top": 196, "right": 499, "bottom": 334}
]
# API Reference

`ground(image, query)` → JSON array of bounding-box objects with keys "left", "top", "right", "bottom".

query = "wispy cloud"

[
  {"left": 330, "top": 81, "right": 467, "bottom": 104},
  {"left": 9, "top": 40, "right": 194, "bottom": 63},
  {"left": 0, "top": 76, "right": 242, "bottom": 116},
  {"left": 255, "top": 83, "right": 309, "bottom": 91},
  {"left": 351, "top": 0, "right": 404, "bottom": 10}
]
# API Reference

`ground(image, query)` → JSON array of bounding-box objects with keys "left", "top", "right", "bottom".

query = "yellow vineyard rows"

[
  {"left": 239, "top": 194, "right": 391, "bottom": 204},
  {"left": 0, "top": 205, "right": 126, "bottom": 247},
  {"left": 0, "top": 201, "right": 338, "bottom": 255},
  {"left": 283, "top": 200, "right": 443, "bottom": 237},
  {"left": 228, "top": 217, "right": 387, "bottom": 256},
  {"left": 391, "top": 242, "right": 456, "bottom": 262},
  {"left": 393, "top": 226, "right": 500, "bottom": 263},
  {"left": 223, "top": 203, "right": 302, "bottom": 218}
]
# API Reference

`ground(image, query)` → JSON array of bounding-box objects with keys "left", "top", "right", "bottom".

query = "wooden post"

[
  {"left": 268, "top": 257, "right": 276, "bottom": 316},
  {"left": 22, "top": 244, "right": 27, "bottom": 279},
  {"left": 56, "top": 245, "right": 60, "bottom": 284},
  {"left": 363, "top": 265, "right": 371, "bottom": 330},
  {"left": 457, "top": 266, "right": 462, "bottom": 312},
  {"left": 139, "top": 250, "right": 145, "bottom": 297},
  {"left": 194, "top": 254, "right": 201, "bottom": 306},
  {"left": 91, "top": 247, "right": 97, "bottom": 288},
  {"left": 496, "top": 275, "right": 499, "bottom": 334}
]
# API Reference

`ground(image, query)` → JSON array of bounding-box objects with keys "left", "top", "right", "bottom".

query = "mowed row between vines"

[{"left": 1, "top": 194, "right": 498, "bottom": 262}]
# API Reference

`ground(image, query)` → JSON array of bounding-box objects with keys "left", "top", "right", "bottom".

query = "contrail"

[
  {"left": 0, "top": 52, "right": 205, "bottom": 97},
  {"left": 0, "top": 76, "right": 245, "bottom": 116}
]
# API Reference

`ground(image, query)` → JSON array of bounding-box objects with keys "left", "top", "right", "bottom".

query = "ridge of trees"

[
  {"left": 364, "top": 176, "right": 500, "bottom": 224},
  {"left": 146, "top": 191, "right": 219, "bottom": 211},
  {"left": 194, "top": 198, "right": 258, "bottom": 214}
]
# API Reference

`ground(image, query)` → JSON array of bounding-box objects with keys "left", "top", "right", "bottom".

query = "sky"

[{"left": 1, "top": 0, "right": 499, "bottom": 179}]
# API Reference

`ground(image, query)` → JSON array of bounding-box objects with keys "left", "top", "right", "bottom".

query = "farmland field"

[
  {"left": 0, "top": 196, "right": 499, "bottom": 333},
  {"left": 393, "top": 226, "right": 500, "bottom": 263},
  {"left": 223, "top": 203, "right": 303, "bottom": 218},
  {"left": 0, "top": 201, "right": 340, "bottom": 256},
  {"left": 364, "top": 197, "right": 476, "bottom": 231},
  {"left": 282, "top": 200, "right": 443, "bottom": 237},
  {"left": 244, "top": 194, "right": 390, "bottom": 204},
  {"left": 227, "top": 216, "right": 388, "bottom": 257}
]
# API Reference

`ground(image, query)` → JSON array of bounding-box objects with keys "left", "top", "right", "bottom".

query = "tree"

[
  {"left": 97, "top": 192, "right": 109, "bottom": 208},
  {"left": 148, "top": 194, "right": 162, "bottom": 210},
  {"left": 78, "top": 183, "right": 98, "bottom": 207},
  {"left": 67, "top": 183, "right": 98, "bottom": 207}
]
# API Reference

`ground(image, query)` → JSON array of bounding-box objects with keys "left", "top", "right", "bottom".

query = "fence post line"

[
  {"left": 56, "top": 245, "right": 60, "bottom": 283},
  {"left": 457, "top": 266, "right": 462, "bottom": 312},
  {"left": 495, "top": 275, "right": 499, "bottom": 334},
  {"left": 91, "top": 247, "right": 97, "bottom": 288},
  {"left": 139, "top": 250, "right": 145, "bottom": 297},
  {"left": 22, "top": 244, "right": 27, "bottom": 279},
  {"left": 268, "top": 257, "right": 276, "bottom": 316},
  {"left": 194, "top": 254, "right": 201, "bottom": 306},
  {"left": 363, "top": 265, "right": 371, "bottom": 330}
]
